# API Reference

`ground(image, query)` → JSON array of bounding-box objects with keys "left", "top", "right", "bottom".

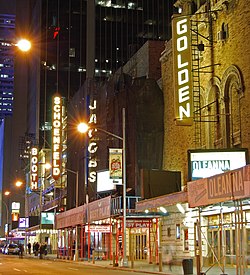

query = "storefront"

[
  {"left": 56, "top": 195, "right": 165, "bottom": 264},
  {"left": 135, "top": 164, "right": 250, "bottom": 274},
  {"left": 187, "top": 164, "right": 250, "bottom": 273}
]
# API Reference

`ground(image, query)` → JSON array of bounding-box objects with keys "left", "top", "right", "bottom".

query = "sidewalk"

[{"left": 27, "top": 253, "right": 249, "bottom": 275}]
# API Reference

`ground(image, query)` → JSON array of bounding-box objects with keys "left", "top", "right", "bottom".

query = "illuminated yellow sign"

[
  {"left": 52, "top": 95, "right": 62, "bottom": 180},
  {"left": 30, "top": 147, "right": 38, "bottom": 190},
  {"left": 172, "top": 15, "right": 193, "bottom": 126}
]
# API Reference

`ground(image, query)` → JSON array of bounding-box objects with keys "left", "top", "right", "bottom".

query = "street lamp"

[
  {"left": 3, "top": 192, "right": 10, "bottom": 237},
  {"left": 66, "top": 168, "right": 79, "bottom": 261},
  {"left": 15, "top": 180, "right": 23, "bottom": 187},
  {"left": 39, "top": 162, "right": 51, "bottom": 246},
  {"left": 2, "top": 200, "right": 9, "bottom": 236},
  {"left": 16, "top": 39, "right": 31, "bottom": 52},
  {"left": 78, "top": 108, "right": 127, "bottom": 266},
  {"left": 3, "top": 181, "right": 24, "bottom": 237},
  {"left": 2, "top": 38, "right": 31, "bottom": 52}
]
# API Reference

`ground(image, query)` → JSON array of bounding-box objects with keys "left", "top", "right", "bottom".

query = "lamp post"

[
  {"left": 3, "top": 181, "right": 24, "bottom": 238},
  {"left": 39, "top": 163, "right": 51, "bottom": 245},
  {"left": 66, "top": 168, "right": 79, "bottom": 261},
  {"left": 2, "top": 199, "right": 9, "bottom": 237},
  {"left": 78, "top": 108, "right": 127, "bottom": 266}
]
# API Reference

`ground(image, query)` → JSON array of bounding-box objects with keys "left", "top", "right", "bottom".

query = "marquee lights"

[
  {"left": 52, "top": 95, "right": 62, "bottom": 180},
  {"left": 30, "top": 147, "right": 38, "bottom": 190}
]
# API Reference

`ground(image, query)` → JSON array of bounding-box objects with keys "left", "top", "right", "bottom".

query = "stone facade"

[{"left": 160, "top": 0, "right": 250, "bottom": 186}]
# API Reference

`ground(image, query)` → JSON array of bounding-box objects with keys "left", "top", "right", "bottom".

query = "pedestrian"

[
  {"left": 28, "top": 242, "right": 31, "bottom": 255},
  {"left": 44, "top": 242, "right": 48, "bottom": 255},
  {"left": 166, "top": 249, "right": 173, "bottom": 271},
  {"left": 34, "top": 242, "right": 40, "bottom": 256},
  {"left": 19, "top": 244, "right": 24, "bottom": 259},
  {"left": 40, "top": 243, "right": 44, "bottom": 259},
  {"left": 72, "top": 240, "right": 76, "bottom": 258}
]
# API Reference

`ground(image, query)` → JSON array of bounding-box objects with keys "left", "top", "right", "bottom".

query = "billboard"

[
  {"left": 109, "top": 148, "right": 122, "bottom": 179},
  {"left": 172, "top": 15, "right": 193, "bottom": 126},
  {"left": 11, "top": 202, "right": 20, "bottom": 213},
  {"left": 19, "top": 217, "right": 29, "bottom": 228},
  {"left": 97, "top": 170, "right": 122, "bottom": 193},
  {"left": 41, "top": 212, "right": 55, "bottom": 225},
  {"left": 188, "top": 165, "right": 250, "bottom": 207},
  {"left": 188, "top": 149, "right": 248, "bottom": 181}
]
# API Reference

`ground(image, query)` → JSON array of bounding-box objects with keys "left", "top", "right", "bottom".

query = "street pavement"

[{"left": 25, "top": 253, "right": 249, "bottom": 275}]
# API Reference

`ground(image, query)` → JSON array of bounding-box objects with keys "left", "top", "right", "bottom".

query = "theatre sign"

[
  {"left": 187, "top": 165, "right": 250, "bottom": 207},
  {"left": 52, "top": 95, "right": 62, "bottom": 181},
  {"left": 172, "top": 15, "right": 193, "bottom": 126}
]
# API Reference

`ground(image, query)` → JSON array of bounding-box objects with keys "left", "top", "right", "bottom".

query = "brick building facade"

[
  {"left": 141, "top": 0, "right": 250, "bottom": 268},
  {"left": 160, "top": 0, "right": 250, "bottom": 186}
]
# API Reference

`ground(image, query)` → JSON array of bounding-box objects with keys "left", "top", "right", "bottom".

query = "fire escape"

[{"left": 190, "top": 0, "right": 221, "bottom": 148}]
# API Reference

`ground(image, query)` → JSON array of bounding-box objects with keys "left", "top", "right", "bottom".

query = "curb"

[{"left": 46, "top": 256, "right": 172, "bottom": 275}]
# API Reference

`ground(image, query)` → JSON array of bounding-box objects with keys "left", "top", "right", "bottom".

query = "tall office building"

[
  {"left": 0, "top": 14, "right": 16, "bottom": 119},
  {"left": 0, "top": 0, "right": 31, "bottom": 237},
  {"left": 0, "top": 13, "right": 16, "bottom": 234},
  {"left": 28, "top": 0, "right": 176, "bottom": 149}
]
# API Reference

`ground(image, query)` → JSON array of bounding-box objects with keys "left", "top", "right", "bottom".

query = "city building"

[
  {"left": 0, "top": 0, "right": 31, "bottom": 238},
  {"left": 135, "top": 0, "right": 250, "bottom": 273},
  {"left": 0, "top": 12, "right": 17, "bottom": 238},
  {"left": 21, "top": 0, "right": 178, "bottom": 249},
  {"left": 0, "top": 13, "right": 16, "bottom": 119}
]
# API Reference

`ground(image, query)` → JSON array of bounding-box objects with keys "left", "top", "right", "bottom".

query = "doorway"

[{"left": 130, "top": 233, "right": 147, "bottom": 260}]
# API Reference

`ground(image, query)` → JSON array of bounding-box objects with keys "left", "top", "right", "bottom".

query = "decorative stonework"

[{"left": 221, "top": 65, "right": 244, "bottom": 99}]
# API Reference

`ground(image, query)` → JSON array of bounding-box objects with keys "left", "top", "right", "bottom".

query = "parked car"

[
  {"left": 0, "top": 243, "right": 6, "bottom": 253},
  {"left": 4, "top": 243, "right": 20, "bottom": 255}
]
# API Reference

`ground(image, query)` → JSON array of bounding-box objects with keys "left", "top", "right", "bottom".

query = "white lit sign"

[
  {"left": 97, "top": 170, "right": 122, "bottom": 193},
  {"left": 189, "top": 149, "right": 247, "bottom": 180},
  {"left": 41, "top": 212, "right": 55, "bottom": 225},
  {"left": 88, "top": 100, "right": 98, "bottom": 184},
  {"left": 19, "top": 217, "right": 29, "bottom": 228},
  {"left": 52, "top": 95, "right": 62, "bottom": 180},
  {"left": 11, "top": 202, "right": 20, "bottom": 211},
  {"left": 30, "top": 147, "right": 38, "bottom": 190},
  {"left": 85, "top": 225, "right": 111, "bottom": 233},
  {"left": 172, "top": 15, "right": 193, "bottom": 126}
]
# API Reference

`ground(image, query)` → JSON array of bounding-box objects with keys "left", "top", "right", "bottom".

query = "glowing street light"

[
  {"left": 77, "top": 122, "right": 89, "bottom": 134},
  {"left": 78, "top": 108, "right": 128, "bottom": 267},
  {"left": 4, "top": 190, "right": 11, "bottom": 196},
  {"left": 16, "top": 39, "right": 31, "bottom": 52},
  {"left": 15, "top": 180, "right": 23, "bottom": 187}
]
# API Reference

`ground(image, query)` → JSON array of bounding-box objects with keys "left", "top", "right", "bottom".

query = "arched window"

[
  {"left": 221, "top": 66, "right": 243, "bottom": 147},
  {"left": 204, "top": 77, "right": 222, "bottom": 148}
]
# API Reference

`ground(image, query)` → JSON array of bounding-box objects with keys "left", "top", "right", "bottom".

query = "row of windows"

[
  {"left": 0, "top": 92, "right": 13, "bottom": 95},
  {"left": 0, "top": 102, "right": 13, "bottom": 106},
  {"left": 0, "top": 96, "right": 13, "bottom": 100},
  {"left": 0, "top": 74, "right": 13, "bottom": 78}
]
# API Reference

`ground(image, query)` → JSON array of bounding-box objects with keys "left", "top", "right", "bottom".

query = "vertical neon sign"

[
  {"left": 88, "top": 100, "right": 98, "bottom": 185},
  {"left": 172, "top": 15, "right": 193, "bottom": 125},
  {"left": 30, "top": 147, "right": 38, "bottom": 190},
  {"left": 52, "top": 95, "right": 62, "bottom": 180}
]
